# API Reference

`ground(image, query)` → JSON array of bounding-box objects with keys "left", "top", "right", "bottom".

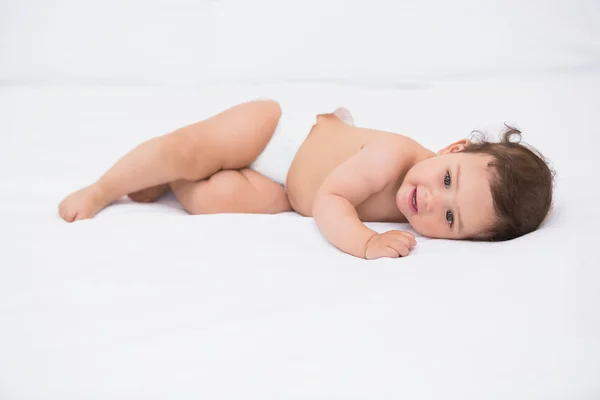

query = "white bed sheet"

[{"left": 1, "top": 75, "right": 599, "bottom": 399}]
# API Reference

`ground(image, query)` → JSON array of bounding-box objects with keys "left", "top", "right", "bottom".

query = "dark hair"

[{"left": 461, "top": 124, "right": 555, "bottom": 241}]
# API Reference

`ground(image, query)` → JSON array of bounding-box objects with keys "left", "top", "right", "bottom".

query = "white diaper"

[{"left": 250, "top": 106, "right": 354, "bottom": 186}]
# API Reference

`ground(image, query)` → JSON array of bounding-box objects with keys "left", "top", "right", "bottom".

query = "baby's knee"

[
  {"left": 164, "top": 130, "right": 219, "bottom": 179},
  {"left": 161, "top": 134, "right": 196, "bottom": 171},
  {"left": 206, "top": 171, "right": 240, "bottom": 204},
  {"left": 178, "top": 172, "right": 240, "bottom": 215},
  {"left": 255, "top": 99, "right": 282, "bottom": 119},
  {"left": 250, "top": 99, "right": 282, "bottom": 134}
]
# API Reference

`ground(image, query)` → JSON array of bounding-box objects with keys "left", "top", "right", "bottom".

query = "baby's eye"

[
  {"left": 446, "top": 210, "right": 454, "bottom": 226},
  {"left": 444, "top": 171, "right": 451, "bottom": 188}
]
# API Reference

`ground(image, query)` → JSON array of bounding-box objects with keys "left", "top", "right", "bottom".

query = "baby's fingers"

[
  {"left": 365, "top": 245, "right": 401, "bottom": 260},
  {"left": 400, "top": 232, "right": 417, "bottom": 246},
  {"left": 386, "top": 240, "right": 410, "bottom": 257},
  {"left": 390, "top": 231, "right": 417, "bottom": 248}
]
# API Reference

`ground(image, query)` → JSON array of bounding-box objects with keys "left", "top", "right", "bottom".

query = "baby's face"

[{"left": 396, "top": 152, "right": 496, "bottom": 239}]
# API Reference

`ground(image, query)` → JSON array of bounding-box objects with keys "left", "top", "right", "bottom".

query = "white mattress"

[{"left": 1, "top": 75, "right": 599, "bottom": 399}]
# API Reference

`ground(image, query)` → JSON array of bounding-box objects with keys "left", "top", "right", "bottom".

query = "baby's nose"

[{"left": 422, "top": 188, "right": 435, "bottom": 213}]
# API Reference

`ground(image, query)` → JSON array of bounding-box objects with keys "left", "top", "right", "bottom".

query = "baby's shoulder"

[
  {"left": 349, "top": 133, "right": 418, "bottom": 183},
  {"left": 365, "top": 130, "right": 423, "bottom": 162}
]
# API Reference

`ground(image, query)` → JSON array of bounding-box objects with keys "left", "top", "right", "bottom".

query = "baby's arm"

[{"left": 312, "top": 138, "right": 413, "bottom": 259}]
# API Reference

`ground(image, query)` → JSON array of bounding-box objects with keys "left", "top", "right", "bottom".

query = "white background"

[
  {"left": 2, "top": 0, "right": 600, "bottom": 86},
  {"left": 1, "top": 1, "right": 599, "bottom": 399}
]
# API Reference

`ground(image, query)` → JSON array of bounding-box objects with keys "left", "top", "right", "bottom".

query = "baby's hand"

[{"left": 364, "top": 230, "right": 417, "bottom": 260}]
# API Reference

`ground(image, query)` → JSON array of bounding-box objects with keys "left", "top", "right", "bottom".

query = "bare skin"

[
  {"left": 59, "top": 99, "right": 495, "bottom": 260},
  {"left": 128, "top": 184, "right": 170, "bottom": 203},
  {"left": 59, "top": 100, "right": 291, "bottom": 222},
  {"left": 127, "top": 112, "right": 425, "bottom": 218}
]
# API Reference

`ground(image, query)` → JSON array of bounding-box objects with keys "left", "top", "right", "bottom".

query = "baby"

[{"left": 58, "top": 99, "right": 554, "bottom": 259}]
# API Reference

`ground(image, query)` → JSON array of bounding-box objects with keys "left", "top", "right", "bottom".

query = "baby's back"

[{"left": 286, "top": 113, "right": 411, "bottom": 222}]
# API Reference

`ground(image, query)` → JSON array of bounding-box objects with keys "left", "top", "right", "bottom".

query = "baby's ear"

[{"left": 437, "top": 139, "right": 471, "bottom": 155}]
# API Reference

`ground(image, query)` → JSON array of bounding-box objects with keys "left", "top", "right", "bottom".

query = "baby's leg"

[
  {"left": 128, "top": 184, "right": 170, "bottom": 203},
  {"left": 59, "top": 99, "right": 282, "bottom": 222},
  {"left": 170, "top": 168, "right": 291, "bottom": 215}
]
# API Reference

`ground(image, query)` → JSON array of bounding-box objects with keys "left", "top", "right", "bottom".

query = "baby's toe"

[
  {"left": 59, "top": 200, "right": 76, "bottom": 222},
  {"left": 67, "top": 211, "right": 78, "bottom": 222},
  {"left": 58, "top": 202, "right": 69, "bottom": 220},
  {"left": 62, "top": 207, "right": 75, "bottom": 222}
]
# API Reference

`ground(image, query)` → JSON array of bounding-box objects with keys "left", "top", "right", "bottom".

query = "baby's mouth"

[
  {"left": 412, "top": 187, "right": 418, "bottom": 212},
  {"left": 409, "top": 187, "right": 418, "bottom": 213}
]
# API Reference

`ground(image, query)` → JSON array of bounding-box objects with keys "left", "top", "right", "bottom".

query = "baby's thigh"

[{"left": 171, "top": 169, "right": 291, "bottom": 215}]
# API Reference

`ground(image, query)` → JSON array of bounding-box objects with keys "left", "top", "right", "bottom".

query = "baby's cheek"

[{"left": 411, "top": 217, "right": 442, "bottom": 238}]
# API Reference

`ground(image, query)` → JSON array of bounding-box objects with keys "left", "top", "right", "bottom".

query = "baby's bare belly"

[{"left": 286, "top": 114, "right": 406, "bottom": 222}]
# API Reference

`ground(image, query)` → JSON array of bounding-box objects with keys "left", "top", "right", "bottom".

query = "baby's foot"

[
  {"left": 128, "top": 184, "right": 170, "bottom": 203},
  {"left": 58, "top": 184, "right": 108, "bottom": 222}
]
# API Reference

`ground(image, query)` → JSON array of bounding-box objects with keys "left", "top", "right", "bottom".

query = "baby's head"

[{"left": 396, "top": 126, "right": 555, "bottom": 240}]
